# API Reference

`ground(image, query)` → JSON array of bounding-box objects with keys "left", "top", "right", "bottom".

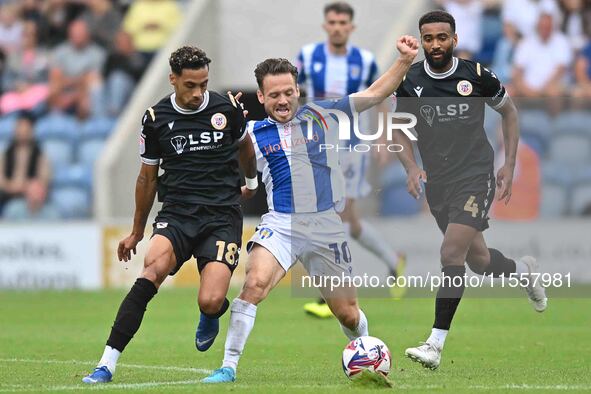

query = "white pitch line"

[
  {"left": 0, "top": 380, "right": 202, "bottom": 392},
  {"left": 468, "top": 384, "right": 591, "bottom": 391},
  {"left": 0, "top": 358, "right": 211, "bottom": 374}
]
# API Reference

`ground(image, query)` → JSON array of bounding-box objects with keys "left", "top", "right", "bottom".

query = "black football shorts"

[
  {"left": 425, "top": 172, "right": 495, "bottom": 233},
  {"left": 152, "top": 202, "right": 243, "bottom": 274}
]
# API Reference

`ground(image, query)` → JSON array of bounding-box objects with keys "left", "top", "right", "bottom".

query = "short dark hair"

[
  {"left": 324, "top": 1, "right": 354, "bottom": 20},
  {"left": 254, "top": 58, "right": 298, "bottom": 90},
  {"left": 419, "top": 10, "right": 456, "bottom": 33},
  {"left": 16, "top": 111, "right": 35, "bottom": 124},
  {"left": 169, "top": 46, "right": 211, "bottom": 75}
]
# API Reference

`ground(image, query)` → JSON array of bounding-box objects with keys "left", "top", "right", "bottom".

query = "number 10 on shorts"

[{"left": 329, "top": 242, "right": 352, "bottom": 265}]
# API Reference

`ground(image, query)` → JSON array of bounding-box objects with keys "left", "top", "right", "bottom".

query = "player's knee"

[
  {"left": 198, "top": 294, "right": 226, "bottom": 315},
  {"left": 242, "top": 275, "right": 271, "bottom": 304},
  {"left": 142, "top": 255, "right": 171, "bottom": 286},
  {"left": 440, "top": 244, "right": 465, "bottom": 266},
  {"left": 335, "top": 307, "right": 358, "bottom": 330}
]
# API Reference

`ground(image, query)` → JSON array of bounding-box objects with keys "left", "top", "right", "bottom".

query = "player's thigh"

[
  {"left": 240, "top": 244, "right": 286, "bottom": 304},
  {"left": 441, "top": 223, "right": 479, "bottom": 266},
  {"left": 465, "top": 232, "right": 490, "bottom": 273},
  {"left": 142, "top": 234, "right": 177, "bottom": 286}
]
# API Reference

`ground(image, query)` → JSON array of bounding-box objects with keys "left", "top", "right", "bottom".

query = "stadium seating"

[
  {"left": 519, "top": 109, "right": 554, "bottom": 141},
  {"left": 548, "top": 134, "right": 591, "bottom": 164},
  {"left": 552, "top": 111, "right": 591, "bottom": 136},
  {"left": 34, "top": 112, "right": 79, "bottom": 141},
  {"left": 0, "top": 114, "right": 17, "bottom": 140},
  {"left": 572, "top": 183, "right": 591, "bottom": 215},
  {"left": 41, "top": 139, "right": 75, "bottom": 168},
  {"left": 78, "top": 139, "right": 107, "bottom": 168},
  {"left": 540, "top": 182, "right": 569, "bottom": 217},
  {"left": 50, "top": 185, "right": 92, "bottom": 219},
  {"left": 380, "top": 162, "right": 423, "bottom": 216}
]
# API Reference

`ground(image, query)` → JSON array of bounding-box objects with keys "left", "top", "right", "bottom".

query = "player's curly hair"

[
  {"left": 419, "top": 10, "right": 456, "bottom": 33},
  {"left": 254, "top": 58, "right": 298, "bottom": 90},
  {"left": 169, "top": 46, "right": 211, "bottom": 75}
]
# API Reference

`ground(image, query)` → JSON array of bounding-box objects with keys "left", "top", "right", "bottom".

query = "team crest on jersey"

[
  {"left": 420, "top": 105, "right": 436, "bottom": 127},
  {"left": 457, "top": 80, "right": 473, "bottom": 96},
  {"left": 259, "top": 227, "right": 274, "bottom": 239},
  {"left": 170, "top": 135, "right": 187, "bottom": 154},
  {"left": 349, "top": 65, "right": 361, "bottom": 79},
  {"left": 313, "top": 62, "right": 323, "bottom": 72},
  {"left": 211, "top": 113, "right": 227, "bottom": 130}
]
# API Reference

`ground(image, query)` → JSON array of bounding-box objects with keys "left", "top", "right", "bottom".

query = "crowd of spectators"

[{"left": 0, "top": 0, "right": 183, "bottom": 220}]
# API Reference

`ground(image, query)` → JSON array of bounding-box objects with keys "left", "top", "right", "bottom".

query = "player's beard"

[{"left": 424, "top": 46, "right": 454, "bottom": 71}]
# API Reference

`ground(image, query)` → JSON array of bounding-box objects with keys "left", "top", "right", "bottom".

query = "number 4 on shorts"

[{"left": 464, "top": 195, "right": 479, "bottom": 218}]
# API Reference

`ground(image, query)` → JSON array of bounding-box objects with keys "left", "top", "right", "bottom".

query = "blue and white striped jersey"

[
  {"left": 296, "top": 42, "right": 378, "bottom": 98},
  {"left": 248, "top": 98, "right": 355, "bottom": 213}
]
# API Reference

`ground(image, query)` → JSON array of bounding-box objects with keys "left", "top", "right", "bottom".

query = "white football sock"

[
  {"left": 356, "top": 221, "right": 398, "bottom": 269},
  {"left": 340, "top": 309, "right": 369, "bottom": 340},
  {"left": 221, "top": 298, "right": 257, "bottom": 371},
  {"left": 98, "top": 345, "right": 121, "bottom": 373},
  {"left": 426, "top": 328, "right": 448, "bottom": 349}
]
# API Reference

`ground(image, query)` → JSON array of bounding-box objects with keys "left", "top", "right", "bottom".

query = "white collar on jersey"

[
  {"left": 324, "top": 42, "right": 352, "bottom": 57},
  {"left": 423, "top": 57, "right": 459, "bottom": 79},
  {"left": 170, "top": 91, "right": 210, "bottom": 114}
]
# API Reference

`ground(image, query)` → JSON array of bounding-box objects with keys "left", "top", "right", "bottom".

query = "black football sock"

[
  {"left": 433, "top": 265, "right": 466, "bottom": 331},
  {"left": 484, "top": 248, "right": 517, "bottom": 278},
  {"left": 200, "top": 298, "right": 230, "bottom": 319},
  {"left": 106, "top": 278, "right": 158, "bottom": 352}
]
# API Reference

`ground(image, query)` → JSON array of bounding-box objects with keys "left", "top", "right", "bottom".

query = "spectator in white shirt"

[
  {"left": 502, "top": 0, "right": 561, "bottom": 38},
  {"left": 511, "top": 12, "right": 573, "bottom": 99}
]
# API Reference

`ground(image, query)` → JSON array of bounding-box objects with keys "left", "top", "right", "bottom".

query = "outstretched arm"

[
  {"left": 494, "top": 96, "right": 520, "bottom": 205},
  {"left": 351, "top": 36, "right": 419, "bottom": 112},
  {"left": 118, "top": 163, "right": 159, "bottom": 262}
]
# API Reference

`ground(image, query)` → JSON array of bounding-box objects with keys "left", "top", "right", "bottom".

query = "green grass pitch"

[{"left": 1, "top": 287, "right": 590, "bottom": 393}]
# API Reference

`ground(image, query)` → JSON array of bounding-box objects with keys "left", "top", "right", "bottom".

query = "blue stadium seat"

[
  {"left": 380, "top": 184, "right": 422, "bottom": 216},
  {"left": 573, "top": 167, "right": 591, "bottom": 184},
  {"left": 541, "top": 160, "right": 572, "bottom": 186},
  {"left": 380, "top": 161, "right": 408, "bottom": 187},
  {"left": 548, "top": 134, "right": 591, "bottom": 164},
  {"left": 80, "top": 116, "right": 117, "bottom": 139},
  {"left": 52, "top": 163, "right": 93, "bottom": 190},
  {"left": 552, "top": 111, "right": 591, "bottom": 136},
  {"left": 35, "top": 112, "right": 79, "bottom": 141},
  {"left": 519, "top": 109, "right": 552, "bottom": 140},
  {"left": 41, "top": 139, "right": 74, "bottom": 168},
  {"left": 540, "top": 182, "right": 569, "bottom": 217},
  {"left": 572, "top": 183, "right": 591, "bottom": 215},
  {"left": 50, "top": 186, "right": 91, "bottom": 218},
  {"left": 0, "top": 114, "right": 17, "bottom": 140},
  {"left": 520, "top": 133, "right": 546, "bottom": 157},
  {"left": 78, "top": 139, "right": 106, "bottom": 167},
  {"left": 380, "top": 162, "right": 422, "bottom": 216}
]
